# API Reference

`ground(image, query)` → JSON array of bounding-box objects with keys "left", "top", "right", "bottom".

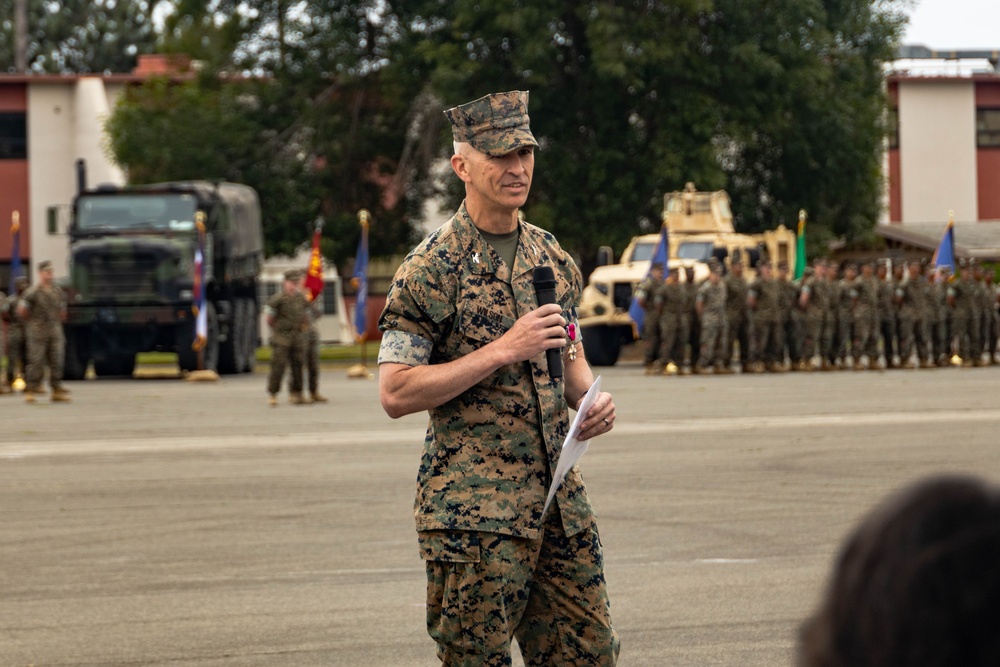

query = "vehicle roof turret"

[{"left": 662, "top": 182, "right": 735, "bottom": 234}]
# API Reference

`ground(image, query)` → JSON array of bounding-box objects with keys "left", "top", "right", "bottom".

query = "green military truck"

[{"left": 62, "top": 180, "right": 264, "bottom": 379}]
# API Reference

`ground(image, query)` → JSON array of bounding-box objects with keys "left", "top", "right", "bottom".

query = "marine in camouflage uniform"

[
  {"left": 653, "top": 267, "right": 686, "bottom": 374},
  {"left": 975, "top": 267, "right": 993, "bottom": 366},
  {"left": 822, "top": 263, "right": 840, "bottom": 369},
  {"left": 947, "top": 261, "right": 978, "bottom": 366},
  {"left": 777, "top": 261, "right": 801, "bottom": 370},
  {"left": 984, "top": 270, "right": 999, "bottom": 364},
  {"left": 683, "top": 266, "right": 699, "bottom": 371},
  {"left": 896, "top": 260, "right": 931, "bottom": 368},
  {"left": 18, "top": 261, "right": 70, "bottom": 403},
  {"left": 0, "top": 288, "right": 7, "bottom": 394},
  {"left": 636, "top": 263, "right": 664, "bottom": 370},
  {"left": 876, "top": 261, "right": 897, "bottom": 368},
  {"left": 265, "top": 269, "right": 309, "bottom": 405},
  {"left": 747, "top": 261, "right": 784, "bottom": 372},
  {"left": 722, "top": 257, "right": 749, "bottom": 372},
  {"left": 798, "top": 261, "right": 828, "bottom": 369},
  {"left": 851, "top": 261, "right": 880, "bottom": 370},
  {"left": 695, "top": 261, "right": 728, "bottom": 372},
  {"left": 2, "top": 276, "right": 29, "bottom": 389},
  {"left": 378, "top": 91, "right": 619, "bottom": 667},
  {"left": 302, "top": 288, "right": 328, "bottom": 403},
  {"left": 930, "top": 267, "right": 953, "bottom": 366},
  {"left": 834, "top": 263, "right": 858, "bottom": 367}
]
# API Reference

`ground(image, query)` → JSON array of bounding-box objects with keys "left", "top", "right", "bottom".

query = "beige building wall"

[
  {"left": 897, "top": 80, "right": 977, "bottom": 224},
  {"left": 27, "top": 78, "right": 126, "bottom": 277}
]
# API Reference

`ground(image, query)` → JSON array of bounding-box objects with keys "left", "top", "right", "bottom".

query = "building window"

[
  {"left": 887, "top": 107, "right": 899, "bottom": 149},
  {"left": 0, "top": 112, "right": 27, "bottom": 159},
  {"left": 321, "top": 280, "right": 339, "bottom": 315},
  {"left": 977, "top": 109, "right": 1000, "bottom": 148}
]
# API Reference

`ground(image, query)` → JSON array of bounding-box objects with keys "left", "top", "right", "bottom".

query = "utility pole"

[{"left": 14, "top": 0, "right": 28, "bottom": 73}]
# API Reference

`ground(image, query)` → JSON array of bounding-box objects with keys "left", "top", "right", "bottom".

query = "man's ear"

[{"left": 450, "top": 152, "right": 473, "bottom": 184}]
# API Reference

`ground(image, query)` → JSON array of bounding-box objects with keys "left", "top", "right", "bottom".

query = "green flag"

[{"left": 794, "top": 210, "right": 807, "bottom": 281}]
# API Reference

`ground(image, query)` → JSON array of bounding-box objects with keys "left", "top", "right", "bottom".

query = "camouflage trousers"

[
  {"left": 655, "top": 313, "right": 685, "bottom": 367},
  {"left": 697, "top": 317, "right": 728, "bottom": 368},
  {"left": 641, "top": 310, "right": 662, "bottom": 366},
  {"left": 419, "top": 514, "right": 619, "bottom": 666},
  {"left": 898, "top": 315, "right": 930, "bottom": 363},
  {"left": 852, "top": 313, "right": 879, "bottom": 361},
  {"left": 951, "top": 312, "right": 981, "bottom": 361},
  {"left": 305, "top": 328, "right": 320, "bottom": 394},
  {"left": 5, "top": 327, "right": 26, "bottom": 384},
  {"left": 267, "top": 340, "right": 304, "bottom": 395},
  {"left": 724, "top": 313, "right": 749, "bottom": 366},
  {"left": 25, "top": 328, "right": 65, "bottom": 392},
  {"left": 750, "top": 319, "right": 783, "bottom": 365}
]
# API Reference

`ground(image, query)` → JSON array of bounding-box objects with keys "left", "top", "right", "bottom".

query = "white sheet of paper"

[{"left": 542, "top": 375, "right": 602, "bottom": 516}]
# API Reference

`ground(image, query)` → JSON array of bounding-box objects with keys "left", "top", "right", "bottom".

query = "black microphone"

[{"left": 532, "top": 266, "right": 563, "bottom": 380}]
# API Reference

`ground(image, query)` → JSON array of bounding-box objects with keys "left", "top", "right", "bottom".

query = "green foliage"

[
  {"left": 0, "top": 0, "right": 163, "bottom": 73},
  {"left": 97, "top": 0, "right": 906, "bottom": 275}
]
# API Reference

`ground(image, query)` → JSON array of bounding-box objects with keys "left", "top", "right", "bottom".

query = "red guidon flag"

[{"left": 304, "top": 227, "right": 324, "bottom": 302}]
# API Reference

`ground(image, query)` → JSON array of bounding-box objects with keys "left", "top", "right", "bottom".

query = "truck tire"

[
  {"left": 241, "top": 297, "right": 258, "bottom": 373},
  {"left": 63, "top": 331, "right": 90, "bottom": 381},
  {"left": 582, "top": 326, "right": 623, "bottom": 367},
  {"left": 218, "top": 299, "right": 241, "bottom": 375},
  {"left": 93, "top": 354, "right": 136, "bottom": 378}
]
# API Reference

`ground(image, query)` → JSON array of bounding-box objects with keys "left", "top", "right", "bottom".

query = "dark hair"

[{"left": 798, "top": 475, "right": 1000, "bottom": 667}]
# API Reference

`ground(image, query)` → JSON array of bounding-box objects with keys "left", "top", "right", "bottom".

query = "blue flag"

[
  {"left": 352, "top": 220, "right": 369, "bottom": 341},
  {"left": 931, "top": 217, "right": 955, "bottom": 271},
  {"left": 628, "top": 224, "right": 669, "bottom": 333},
  {"left": 9, "top": 212, "right": 22, "bottom": 294}
]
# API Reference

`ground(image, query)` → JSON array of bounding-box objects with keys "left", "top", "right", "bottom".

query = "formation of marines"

[{"left": 637, "top": 256, "right": 1000, "bottom": 375}]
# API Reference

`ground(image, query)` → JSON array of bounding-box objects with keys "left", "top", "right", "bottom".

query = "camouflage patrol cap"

[
  {"left": 445, "top": 91, "right": 539, "bottom": 157},
  {"left": 37, "top": 260, "right": 53, "bottom": 272},
  {"left": 284, "top": 269, "right": 303, "bottom": 281}
]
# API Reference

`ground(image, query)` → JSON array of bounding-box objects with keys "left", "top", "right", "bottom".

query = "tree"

[
  {"left": 0, "top": 0, "right": 164, "bottom": 73},
  {"left": 106, "top": 0, "right": 432, "bottom": 263},
  {"left": 394, "top": 0, "right": 908, "bottom": 271}
]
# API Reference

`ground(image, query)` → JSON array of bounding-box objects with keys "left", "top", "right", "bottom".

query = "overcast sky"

[{"left": 902, "top": 0, "right": 1000, "bottom": 50}]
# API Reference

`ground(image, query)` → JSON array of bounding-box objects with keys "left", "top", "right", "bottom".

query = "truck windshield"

[
  {"left": 76, "top": 194, "right": 199, "bottom": 231},
  {"left": 630, "top": 242, "right": 657, "bottom": 262},
  {"left": 677, "top": 241, "right": 713, "bottom": 261}
]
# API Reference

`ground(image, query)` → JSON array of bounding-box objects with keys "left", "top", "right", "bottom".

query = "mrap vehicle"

[
  {"left": 578, "top": 183, "right": 796, "bottom": 366},
  {"left": 62, "top": 180, "right": 264, "bottom": 378}
]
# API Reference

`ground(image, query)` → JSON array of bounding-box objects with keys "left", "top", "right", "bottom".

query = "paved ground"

[{"left": 4, "top": 359, "right": 1000, "bottom": 666}]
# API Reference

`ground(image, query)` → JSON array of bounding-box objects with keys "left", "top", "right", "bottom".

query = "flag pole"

[{"left": 348, "top": 208, "right": 373, "bottom": 380}]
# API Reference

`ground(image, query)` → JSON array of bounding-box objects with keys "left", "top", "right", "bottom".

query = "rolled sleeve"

[{"left": 378, "top": 329, "right": 433, "bottom": 366}]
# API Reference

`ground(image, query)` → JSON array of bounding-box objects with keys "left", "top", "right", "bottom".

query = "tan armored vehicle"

[{"left": 578, "top": 183, "right": 797, "bottom": 366}]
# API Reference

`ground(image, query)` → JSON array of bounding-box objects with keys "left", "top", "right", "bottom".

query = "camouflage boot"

[
  {"left": 310, "top": 392, "right": 329, "bottom": 403},
  {"left": 268, "top": 393, "right": 278, "bottom": 407},
  {"left": 25, "top": 390, "right": 36, "bottom": 404},
  {"left": 289, "top": 392, "right": 308, "bottom": 405}
]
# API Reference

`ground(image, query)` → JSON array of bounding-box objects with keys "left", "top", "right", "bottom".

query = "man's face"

[
  {"left": 814, "top": 264, "right": 825, "bottom": 279},
  {"left": 454, "top": 145, "right": 535, "bottom": 212},
  {"left": 283, "top": 279, "right": 297, "bottom": 295},
  {"left": 732, "top": 263, "right": 743, "bottom": 277},
  {"left": 861, "top": 264, "right": 873, "bottom": 278},
  {"left": 39, "top": 268, "right": 54, "bottom": 286}
]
